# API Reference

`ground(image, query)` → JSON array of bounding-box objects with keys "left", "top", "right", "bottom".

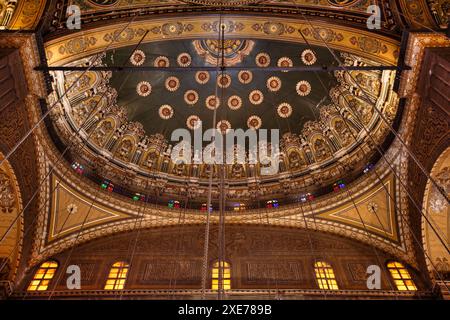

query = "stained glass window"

[
  {"left": 104, "top": 261, "right": 129, "bottom": 290},
  {"left": 387, "top": 261, "right": 417, "bottom": 291},
  {"left": 212, "top": 261, "right": 231, "bottom": 291},
  {"left": 314, "top": 261, "right": 339, "bottom": 290}
]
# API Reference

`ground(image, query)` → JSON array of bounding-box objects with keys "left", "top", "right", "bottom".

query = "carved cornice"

[
  {"left": 44, "top": 16, "right": 400, "bottom": 66},
  {"left": 14, "top": 288, "right": 432, "bottom": 299}
]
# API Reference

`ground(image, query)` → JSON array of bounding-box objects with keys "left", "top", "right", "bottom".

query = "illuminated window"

[
  {"left": 104, "top": 261, "right": 129, "bottom": 290},
  {"left": 168, "top": 200, "right": 181, "bottom": 208},
  {"left": 387, "top": 261, "right": 417, "bottom": 291},
  {"left": 212, "top": 261, "right": 231, "bottom": 291},
  {"left": 132, "top": 193, "right": 145, "bottom": 201},
  {"left": 101, "top": 180, "right": 114, "bottom": 192},
  {"left": 201, "top": 203, "right": 212, "bottom": 212},
  {"left": 300, "top": 193, "right": 314, "bottom": 202},
  {"left": 363, "top": 163, "right": 374, "bottom": 174},
  {"left": 233, "top": 203, "right": 246, "bottom": 211},
  {"left": 332, "top": 180, "right": 346, "bottom": 192},
  {"left": 27, "top": 261, "right": 58, "bottom": 291},
  {"left": 314, "top": 261, "right": 339, "bottom": 290},
  {"left": 71, "top": 162, "right": 84, "bottom": 174}
]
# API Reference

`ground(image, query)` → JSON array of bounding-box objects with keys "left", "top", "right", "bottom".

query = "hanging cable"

[
  {"left": 293, "top": 21, "right": 449, "bottom": 292},
  {"left": 296, "top": 9, "right": 449, "bottom": 204},
  {"left": 292, "top": 14, "right": 450, "bottom": 253},
  {"left": 201, "top": 11, "right": 223, "bottom": 300},
  {"left": 0, "top": 29, "right": 151, "bottom": 278},
  {"left": 0, "top": 13, "right": 143, "bottom": 169}
]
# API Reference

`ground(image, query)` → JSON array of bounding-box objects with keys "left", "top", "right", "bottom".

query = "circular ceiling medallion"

[
  {"left": 247, "top": 115, "right": 262, "bottom": 130},
  {"left": 130, "top": 49, "right": 145, "bottom": 66},
  {"left": 277, "top": 57, "right": 293, "bottom": 72},
  {"left": 296, "top": 81, "right": 312, "bottom": 96},
  {"left": 255, "top": 52, "right": 270, "bottom": 67},
  {"left": 295, "top": 80, "right": 311, "bottom": 97},
  {"left": 136, "top": 81, "right": 152, "bottom": 97},
  {"left": 154, "top": 56, "right": 169, "bottom": 68},
  {"left": 195, "top": 71, "right": 210, "bottom": 84},
  {"left": 238, "top": 70, "right": 253, "bottom": 84},
  {"left": 327, "top": 0, "right": 360, "bottom": 7},
  {"left": 277, "top": 103, "right": 293, "bottom": 118},
  {"left": 186, "top": 115, "right": 201, "bottom": 130},
  {"left": 301, "top": 49, "right": 317, "bottom": 65},
  {"left": 206, "top": 95, "right": 220, "bottom": 110},
  {"left": 227, "top": 95, "right": 242, "bottom": 110},
  {"left": 184, "top": 90, "right": 199, "bottom": 105},
  {"left": 159, "top": 105, "right": 174, "bottom": 120},
  {"left": 266, "top": 76, "right": 282, "bottom": 92},
  {"left": 249, "top": 90, "right": 264, "bottom": 105},
  {"left": 165, "top": 76, "right": 180, "bottom": 92},
  {"left": 217, "top": 73, "right": 232, "bottom": 88},
  {"left": 216, "top": 120, "right": 231, "bottom": 134},
  {"left": 177, "top": 53, "right": 192, "bottom": 67}
]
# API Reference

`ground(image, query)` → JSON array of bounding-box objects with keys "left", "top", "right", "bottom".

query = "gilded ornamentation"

[
  {"left": 159, "top": 105, "right": 174, "bottom": 120},
  {"left": 277, "top": 103, "right": 293, "bottom": 118},
  {"left": 255, "top": 52, "right": 270, "bottom": 67},
  {"left": 302, "top": 27, "right": 344, "bottom": 43},
  {"left": 277, "top": 57, "right": 293, "bottom": 71},
  {"left": 301, "top": 49, "right": 317, "bottom": 65},
  {"left": 227, "top": 95, "right": 242, "bottom": 110},
  {"left": 130, "top": 49, "right": 145, "bottom": 66},
  {"left": 184, "top": 90, "right": 199, "bottom": 105},
  {"left": 247, "top": 115, "right": 262, "bottom": 129},
  {"left": 186, "top": 115, "right": 201, "bottom": 130},
  {"left": 313, "top": 137, "right": 333, "bottom": 162},
  {"left": 66, "top": 203, "right": 78, "bottom": 215},
  {"left": 58, "top": 37, "right": 97, "bottom": 55},
  {"left": 103, "top": 27, "right": 146, "bottom": 43},
  {"left": 0, "top": 169, "right": 14, "bottom": 213},
  {"left": 136, "top": 81, "right": 152, "bottom": 97},
  {"left": 350, "top": 36, "right": 388, "bottom": 54},
  {"left": 216, "top": 120, "right": 231, "bottom": 134},
  {"left": 154, "top": 56, "right": 169, "bottom": 67},
  {"left": 150, "top": 22, "right": 194, "bottom": 36},
  {"left": 195, "top": 71, "right": 210, "bottom": 84},
  {"left": 367, "top": 202, "right": 378, "bottom": 214},
  {"left": 217, "top": 73, "right": 231, "bottom": 88},
  {"left": 193, "top": 39, "right": 254, "bottom": 66},
  {"left": 165, "top": 76, "right": 180, "bottom": 92},
  {"left": 186, "top": 0, "right": 259, "bottom": 5},
  {"left": 201, "top": 20, "right": 244, "bottom": 33},
  {"left": 252, "top": 21, "right": 295, "bottom": 35}
]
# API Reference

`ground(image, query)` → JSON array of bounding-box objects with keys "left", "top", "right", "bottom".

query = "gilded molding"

[{"left": 44, "top": 16, "right": 400, "bottom": 66}]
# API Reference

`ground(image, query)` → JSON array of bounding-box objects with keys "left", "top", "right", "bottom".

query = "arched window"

[
  {"left": 104, "top": 261, "right": 129, "bottom": 290},
  {"left": 27, "top": 261, "right": 58, "bottom": 291},
  {"left": 212, "top": 261, "right": 231, "bottom": 291},
  {"left": 314, "top": 261, "right": 339, "bottom": 290},
  {"left": 387, "top": 261, "right": 417, "bottom": 291}
]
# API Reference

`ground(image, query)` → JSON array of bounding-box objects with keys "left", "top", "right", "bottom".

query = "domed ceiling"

[{"left": 48, "top": 27, "right": 399, "bottom": 205}]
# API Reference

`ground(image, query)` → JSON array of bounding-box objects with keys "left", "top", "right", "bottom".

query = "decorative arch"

[
  {"left": 422, "top": 146, "right": 450, "bottom": 281},
  {"left": 0, "top": 152, "right": 23, "bottom": 282}
]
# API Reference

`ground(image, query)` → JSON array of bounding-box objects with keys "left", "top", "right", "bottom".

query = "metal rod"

[{"left": 35, "top": 65, "right": 408, "bottom": 72}]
